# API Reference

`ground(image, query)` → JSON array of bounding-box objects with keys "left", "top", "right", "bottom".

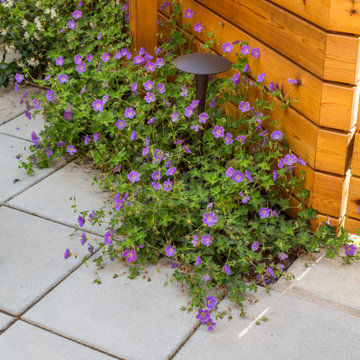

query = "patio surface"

[{"left": 1, "top": 84, "right": 360, "bottom": 360}]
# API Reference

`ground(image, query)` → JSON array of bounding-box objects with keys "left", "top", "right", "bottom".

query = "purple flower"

[
  {"left": 55, "top": 57, "right": 64, "bottom": 66},
  {"left": 240, "top": 44, "right": 251, "bottom": 56},
  {"left": 124, "top": 107, "right": 136, "bottom": 118},
  {"left": 116, "top": 119, "right": 126, "bottom": 130},
  {"left": 202, "top": 234, "right": 212, "bottom": 247},
  {"left": 273, "top": 170, "right": 278, "bottom": 180},
  {"left": 80, "top": 233, "right": 87, "bottom": 245},
  {"left": 166, "top": 167, "right": 176, "bottom": 176},
  {"left": 58, "top": 73, "right": 68, "bottom": 83},
  {"left": 130, "top": 130, "right": 137, "bottom": 141},
  {"left": 72, "top": 10, "right": 82, "bottom": 19},
  {"left": 232, "top": 73, "right": 241, "bottom": 86},
  {"left": 192, "top": 235, "right": 199, "bottom": 246},
  {"left": 271, "top": 131, "right": 282, "bottom": 140},
  {"left": 267, "top": 266, "right": 275, "bottom": 278},
  {"left": 86, "top": 54, "right": 93, "bottom": 62},
  {"left": 33, "top": 98, "right": 40, "bottom": 110},
  {"left": 183, "top": 145, "right": 191, "bottom": 154},
  {"left": 234, "top": 135, "right": 246, "bottom": 145},
  {"left": 164, "top": 179, "right": 172, "bottom": 191},
  {"left": 224, "top": 132, "right": 233, "bottom": 145},
  {"left": 74, "top": 55, "right": 82, "bottom": 64},
  {"left": 190, "top": 124, "right": 200, "bottom": 132},
  {"left": 203, "top": 212, "right": 218, "bottom": 227},
  {"left": 226, "top": 167, "right": 235, "bottom": 178},
  {"left": 277, "top": 252, "right": 289, "bottom": 261},
  {"left": 142, "top": 147, "right": 150, "bottom": 156},
  {"left": 184, "top": 106, "right": 194, "bottom": 118},
  {"left": 144, "top": 92, "right": 155, "bottom": 103},
  {"left": 88, "top": 245, "right": 94, "bottom": 255},
  {"left": 92, "top": 99, "right": 104, "bottom": 112},
  {"left": 206, "top": 296, "right": 217, "bottom": 310},
  {"left": 93, "top": 133, "right": 99, "bottom": 142},
  {"left": 84, "top": 135, "right": 90, "bottom": 144},
  {"left": 242, "top": 195, "right": 250, "bottom": 203},
  {"left": 194, "top": 22, "right": 203, "bottom": 33},
  {"left": 195, "top": 257, "right": 202, "bottom": 266},
  {"left": 222, "top": 42, "right": 234, "bottom": 53},
  {"left": 14, "top": 82, "right": 18, "bottom": 93},
  {"left": 156, "top": 83, "right": 166, "bottom": 94},
  {"left": 259, "top": 207, "right": 271, "bottom": 218},
  {"left": 251, "top": 47, "right": 260, "bottom": 58},
  {"left": 15, "top": 74, "right": 24, "bottom": 83},
  {"left": 297, "top": 158, "right": 306, "bottom": 166},
  {"left": 171, "top": 112, "right": 179, "bottom": 122},
  {"left": 202, "top": 274, "right": 211, "bottom": 282},
  {"left": 345, "top": 244, "right": 357, "bottom": 256},
  {"left": 269, "top": 82, "right": 278, "bottom": 92},
  {"left": 104, "top": 232, "right": 112, "bottom": 245},
  {"left": 31, "top": 131, "right": 40, "bottom": 148},
  {"left": 197, "top": 309, "right": 211, "bottom": 324},
  {"left": 212, "top": 125, "right": 224, "bottom": 139},
  {"left": 198, "top": 112, "right": 209, "bottom": 123},
  {"left": 46, "top": 90, "right": 56, "bottom": 102},
  {"left": 232, "top": 171, "right": 244, "bottom": 183},
  {"left": 288, "top": 78, "right": 299, "bottom": 85},
  {"left": 144, "top": 80, "right": 153, "bottom": 90},
  {"left": 64, "top": 108, "right": 72, "bottom": 121},
  {"left": 224, "top": 264, "right": 231, "bottom": 275},
  {"left": 180, "top": 85, "right": 188, "bottom": 97},
  {"left": 113, "top": 165, "right": 121, "bottom": 173},
  {"left": 184, "top": 8, "right": 193, "bottom": 18},
  {"left": 128, "top": 171, "right": 140, "bottom": 183},
  {"left": 160, "top": 1, "right": 170, "bottom": 10},
  {"left": 284, "top": 154, "right": 297, "bottom": 166},
  {"left": 251, "top": 241, "right": 259, "bottom": 251},
  {"left": 165, "top": 245, "right": 176, "bottom": 257},
  {"left": 123, "top": 249, "right": 137, "bottom": 262},
  {"left": 145, "top": 61, "right": 156, "bottom": 72},
  {"left": 68, "top": 20, "right": 76, "bottom": 29},
  {"left": 56, "top": 141, "right": 66, "bottom": 147},
  {"left": 64, "top": 248, "right": 70, "bottom": 259},
  {"left": 151, "top": 171, "right": 161, "bottom": 181},
  {"left": 102, "top": 53, "right": 110, "bottom": 63},
  {"left": 97, "top": 31, "right": 102, "bottom": 40},
  {"left": 238, "top": 101, "right": 250, "bottom": 112},
  {"left": 76, "top": 62, "right": 86, "bottom": 73},
  {"left": 66, "top": 145, "right": 77, "bottom": 155},
  {"left": 257, "top": 73, "right": 265, "bottom": 82},
  {"left": 80, "top": 85, "right": 86, "bottom": 94},
  {"left": 78, "top": 215, "right": 85, "bottom": 227},
  {"left": 151, "top": 182, "right": 160, "bottom": 190}
]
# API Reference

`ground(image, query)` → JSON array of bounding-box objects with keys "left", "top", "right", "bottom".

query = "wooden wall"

[{"left": 129, "top": 0, "right": 360, "bottom": 233}]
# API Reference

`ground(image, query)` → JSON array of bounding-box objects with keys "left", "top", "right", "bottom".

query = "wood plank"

[
  {"left": 310, "top": 213, "right": 340, "bottom": 232},
  {"left": 269, "top": 0, "right": 360, "bottom": 35},
  {"left": 196, "top": 0, "right": 360, "bottom": 83},
  {"left": 129, "top": 0, "right": 158, "bottom": 55},
  {"left": 312, "top": 172, "right": 345, "bottom": 217},
  {"left": 347, "top": 176, "right": 360, "bottom": 219},
  {"left": 158, "top": 0, "right": 357, "bottom": 131},
  {"left": 344, "top": 216, "right": 360, "bottom": 235},
  {"left": 352, "top": 133, "right": 360, "bottom": 177}
]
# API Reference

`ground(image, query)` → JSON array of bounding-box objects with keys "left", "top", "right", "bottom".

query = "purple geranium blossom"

[
  {"left": 144, "top": 80, "right": 153, "bottom": 90},
  {"left": 206, "top": 296, "right": 217, "bottom": 310},
  {"left": 66, "top": 145, "right": 77, "bottom": 155},
  {"left": 198, "top": 112, "right": 209, "bottom": 123},
  {"left": 116, "top": 119, "right": 126, "bottom": 130},
  {"left": 102, "top": 53, "right": 110, "bottom": 62},
  {"left": 212, "top": 125, "right": 224, "bottom": 138},
  {"left": 202, "top": 234, "right": 212, "bottom": 247},
  {"left": 209, "top": 97, "right": 216, "bottom": 108},
  {"left": 58, "top": 74, "right": 68, "bottom": 83},
  {"left": 74, "top": 55, "right": 82, "bottom": 64},
  {"left": 46, "top": 90, "right": 56, "bottom": 102},
  {"left": 171, "top": 112, "right": 179, "bottom": 122},
  {"left": 88, "top": 245, "right": 94, "bottom": 255},
  {"left": 151, "top": 182, "right": 160, "bottom": 190},
  {"left": 288, "top": 78, "right": 299, "bottom": 85},
  {"left": 55, "top": 57, "right": 64, "bottom": 66},
  {"left": 128, "top": 171, "right": 140, "bottom": 183},
  {"left": 245, "top": 170, "right": 253, "bottom": 182},
  {"left": 164, "top": 179, "right": 172, "bottom": 191},
  {"left": 84, "top": 135, "right": 90, "bottom": 145},
  {"left": 269, "top": 82, "right": 278, "bottom": 92},
  {"left": 104, "top": 232, "right": 112, "bottom": 245},
  {"left": 183, "top": 145, "right": 191, "bottom": 154},
  {"left": 259, "top": 207, "right": 271, "bottom": 218},
  {"left": 76, "top": 62, "right": 86, "bottom": 73},
  {"left": 232, "top": 73, "right": 241, "bottom": 85},
  {"left": 123, "top": 249, "right": 137, "bottom": 262},
  {"left": 194, "top": 22, "right": 203, "bottom": 33},
  {"left": 224, "top": 132, "right": 233, "bottom": 145},
  {"left": 235, "top": 135, "right": 246, "bottom": 145},
  {"left": 142, "top": 147, "right": 150, "bottom": 156},
  {"left": 33, "top": 98, "right": 40, "bottom": 110},
  {"left": 180, "top": 85, "right": 188, "bottom": 97},
  {"left": 184, "top": 8, "right": 193, "bottom": 18},
  {"left": 196, "top": 309, "right": 211, "bottom": 324},
  {"left": 133, "top": 55, "right": 144, "bottom": 65},
  {"left": 68, "top": 20, "right": 76, "bottom": 29},
  {"left": 31, "top": 131, "right": 40, "bottom": 147},
  {"left": 92, "top": 99, "right": 104, "bottom": 112},
  {"left": 203, "top": 212, "right": 218, "bottom": 227},
  {"left": 93, "top": 133, "right": 99, "bottom": 142},
  {"left": 190, "top": 124, "right": 200, "bottom": 132},
  {"left": 232, "top": 171, "right": 244, "bottom": 183},
  {"left": 144, "top": 92, "right": 155, "bottom": 103},
  {"left": 271, "top": 130, "right": 282, "bottom": 140},
  {"left": 240, "top": 44, "right": 251, "bottom": 56},
  {"left": 267, "top": 267, "right": 275, "bottom": 278},
  {"left": 192, "top": 235, "right": 199, "bottom": 246},
  {"left": 151, "top": 171, "right": 161, "bottom": 181},
  {"left": 345, "top": 244, "right": 357, "bottom": 256},
  {"left": 165, "top": 245, "right": 176, "bottom": 257},
  {"left": 166, "top": 167, "right": 176, "bottom": 176},
  {"left": 251, "top": 47, "right": 260, "bottom": 58},
  {"left": 15, "top": 73, "right": 24, "bottom": 83},
  {"left": 238, "top": 101, "right": 250, "bottom": 112},
  {"left": 130, "top": 130, "right": 137, "bottom": 141},
  {"left": 297, "top": 158, "right": 306, "bottom": 166},
  {"left": 284, "top": 154, "right": 297, "bottom": 166},
  {"left": 145, "top": 62, "right": 156, "bottom": 72},
  {"left": 195, "top": 257, "right": 202, "bottom": 266},
  {"left": 251, "top": 241, "right": 259, "bottom": 251},
  {"left": 64, "top": 108, "right": 72, "bottom": 121},
  {"left": 277, "top": 252, "right": 289, "bottom": 261},
  {"left": 86, "top": 54, "right": 93, "bottom": 62},
  {"left": 202, "top": 274, "right": 211, "bottom": 282},
  {"left": 64, "top": 248, "right": 70, "bottom": 259},
  {"left": 257, "top": 73, "right": 266, "bottom": 82},
  {"left": 124, "top": 107, "right": 136, "bottom": 118},
  {"left": 156, "top": 83, "right": 166, "bottom": 94},
  {"left": 131, "top": 81, "right": 138, "bottom": 93},
  {"left": 72, "top": 10, "right": 82, "bottom": 19},
  {"left": 184, "top": 106, "right": 194, "bottom": 118},
  {"left": 224, "top": 264, "right": 231, "bottom": 275},
  {"left": 242, "top": 195, "right": 250, "bottom": 203},
  {"left": 80, "top": 233, "right": 87, "bottom": 245},
  {"left": 226, "top": 167, "right": 235, "bottom": 178},
  {"left": 273, "top": 170, "right": 278, "bottom": 180},
  {"left": 222, "top": 42, "right": 234, "bottom": 53}
]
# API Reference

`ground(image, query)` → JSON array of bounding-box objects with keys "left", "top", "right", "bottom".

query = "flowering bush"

[{"left": 17, "top": 1, "right": 357, "bottom": 330}]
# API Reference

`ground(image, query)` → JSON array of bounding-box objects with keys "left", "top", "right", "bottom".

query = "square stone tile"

[
  {"left": 0, "top": 133, "right": 65, "bottom": 204},
  {"left": 0, "top": 321, "right": 114, "bottom": 360},
  {"left": 174, "top": 289, "right": 360, "bottom": 360},
  {"left": 273, "top": 252, "right": 360, "bottom": 312},
  {"left": 0, "top": 207, "right": 100, "bottom": 314},
  {"left": 0, "top": 112, "right": 45, "bottom": 141},
  {"left": 0, "top": 86, "right": 39, "bottom": 124},
  {"left": 23, "top": 260, "right": 198, "bottom": 360},
  {"left": 0, "top": 313, "right": 14, "bottom": 331},
  {"left": 8, "top": 161, "right": 110, "bottom": 234}
]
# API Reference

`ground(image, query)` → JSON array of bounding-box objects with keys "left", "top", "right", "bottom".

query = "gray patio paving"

[{"left": 0, "top": 313, "right": 14, "bottom": 332}]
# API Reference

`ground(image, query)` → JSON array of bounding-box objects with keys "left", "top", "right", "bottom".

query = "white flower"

[
  {"left": 17, "top": 62, "right": 25, "bottom": 68},
  {"left": 24, "top": 31, "right": 30, "bottom": 39},
  {"left": 44, "top": 8, "right": 51, "bottom": 14},
  {"left": 50, "top": 8, "right": 57, "bottom": 19},
  {"left": 27, "top": 57, "right": 39, "bottom": 67},
  {"left": 36, "top": 0, "right": 41, "bottom": 7},
  {"left": 5, "top": 44, "right": 15, "bottom": 52},
  {"left": 3, "top": 0, "right": 15, "bottom": 8},
  {"left": 0, "top": 29, "right": 7, "bottom": 36},
  {"left": 21, "top": 19, "right": 28, "bottom": 27},
  {"left": 34, "top": 32, "right": 40, "bottom": 40}
]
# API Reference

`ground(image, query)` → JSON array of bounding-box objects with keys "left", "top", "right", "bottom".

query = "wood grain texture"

[
  {"left": 159, "top": 0, "right": 358, "bottom": 131},
  {"left": 269, "top": 0, "right": 360, "bottom": 35},
  {"left": 352, "top": 133, "right": 360, "bottom": 177},
  {"left": 129, "top": 0, "right": 158, "bottom": 55},
  {"left": 347, "top": 176, "right": 360, "bottom": 219},
  {"left": 310, "top": 213, "right": 340, "bottom": 232},
  {"left": 196, "top": 0, "right": 360, "bottom": 83},
  {"left": 344, "top": 216, "right": 360, "bottom": 235}
]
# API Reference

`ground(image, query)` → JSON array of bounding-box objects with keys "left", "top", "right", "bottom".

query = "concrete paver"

[
  {"left": 23, "top": 260, "right": 198, "bottom": 360},
  {"left": 0, "top": 111, "right": 45, "bottom": 141},
  {"left": 273, "top": 252, "right": 360, "bottom": 312},
  {"left": 174, "top": 288, "right": 360, "bottom": 360},
  {"left": 0, "top": 133, "right": 65, "bottom": 204},
  {"left": 0, "top": 321, "right": 114, "bottom": 360},
  {"left": 0, "top": 313, "right": 14, "bottom": 332},
  {"left": 0, "top": 206, "right": 99, "bottom": 315}
]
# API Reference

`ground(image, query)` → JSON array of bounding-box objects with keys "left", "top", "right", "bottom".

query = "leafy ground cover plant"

[{"left": 16, "top": 0, "right": 358, "bottom": 331}]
